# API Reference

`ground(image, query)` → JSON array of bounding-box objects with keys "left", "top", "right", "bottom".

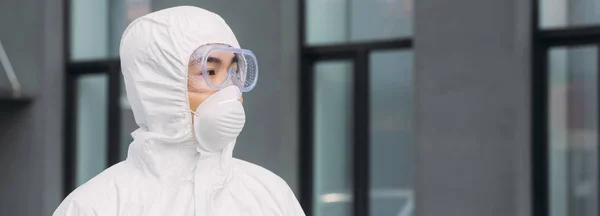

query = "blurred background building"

[{"left": 0, "top": 0, "right": 599, "bottom": 215}]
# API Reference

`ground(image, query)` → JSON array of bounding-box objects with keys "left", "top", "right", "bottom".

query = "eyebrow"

[
  {"left": 206, "top": 57, "right": 222, "bottom": 64},
  {"left": 206, "top": 56, "right": 238, "bottom": 64}
]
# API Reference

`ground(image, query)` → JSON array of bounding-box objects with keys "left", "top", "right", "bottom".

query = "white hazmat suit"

[{"left": 53, "top": 6, "right": 305, "bottom": 216}]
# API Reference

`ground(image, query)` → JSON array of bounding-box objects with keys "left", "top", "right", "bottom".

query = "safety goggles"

[{"left": 188, "top": 44, "right": 258, "bottom": 93}]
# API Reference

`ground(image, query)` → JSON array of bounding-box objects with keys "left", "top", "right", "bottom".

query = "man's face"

[{"left": 187, "top": 51, "right": 243, "bottom": 112}]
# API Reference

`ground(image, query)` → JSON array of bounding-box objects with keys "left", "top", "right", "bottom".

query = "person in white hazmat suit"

[{"left": 53, "top": 6, "right": 305, "bottom": 216}]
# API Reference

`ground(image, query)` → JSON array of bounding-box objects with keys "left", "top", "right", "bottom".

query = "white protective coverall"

[{"left": 53, "top": 6, "right": 305, "bottom": 216}]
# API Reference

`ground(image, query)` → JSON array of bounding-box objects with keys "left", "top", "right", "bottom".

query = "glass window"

[
  {"left": 305, "top": 0, "right": 413, "bottom": 45},
  {"left": 70, "top": 0, "right": 109, "bottom": 60},
  {"left": 76, "top": 74, "right": 108, "bottom": 186},
  {"left": 313, "top": 61, "right": 354, "bottom": 216},
  {"left": 305, "top": 0, "right": 347, "bottom": 45},
  {"left": 70, "top": 0, "right": 151, "bottom": 61},
  {"left": 540, "top": 0, "right": 600, "bottom": 29},
  {"left": 548, "top": 45, "right": 598, "bottom": 216},
  {"left": 369, "top": 50, "right": 414, "bottom": 216}
]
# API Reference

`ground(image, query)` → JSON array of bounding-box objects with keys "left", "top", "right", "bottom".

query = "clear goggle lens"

[{"left": 187, "top": 45, "right": 258, "bottom": 93}]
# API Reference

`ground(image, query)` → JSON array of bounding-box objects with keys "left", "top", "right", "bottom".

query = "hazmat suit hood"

[
  {"left": 119, "top": 5, "right": 239, "bottom": 181},
  {"left": 53, "top": 6, "right": 304, "bottom": 216}
]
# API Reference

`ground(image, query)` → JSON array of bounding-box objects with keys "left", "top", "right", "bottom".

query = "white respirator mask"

[{"left": 191, "top": 86, "right": 245, "bottom": 152}]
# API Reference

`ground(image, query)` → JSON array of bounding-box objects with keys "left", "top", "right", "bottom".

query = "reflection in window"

[
  {"left": 369, "top": 50, "right": 414, "bottom": 216},
  {"left": 313, "top": 61, "right": 354, "bottom": 216},
  {"left": 548, "top": 46, "right": 598, "bottom": 216},
  {"left": 76, "top": 74, "right": 108, "bottom": 186}
]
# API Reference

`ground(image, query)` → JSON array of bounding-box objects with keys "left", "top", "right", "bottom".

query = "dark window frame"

[
  {"left": 531, "top": 1, "right": 600, "bottom": 216},
  {"left": 62, "top": 0, "right": 123, "bottom": 197},
  {"left": 61, "top": 0, "right": 417, "bottom": 209},
  {"left": 297, "top": 0, "right": 413, "bottom": 215}
]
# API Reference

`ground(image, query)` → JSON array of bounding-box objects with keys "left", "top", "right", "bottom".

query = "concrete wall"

[
  {"left": 0, "top": 0, "right": 64, "bottom": 215},
  {"left": 151, "top": 1, "right": 300, "bottom": 192},
  {"left": 414, "top": 0, "right": 532, "bottom": 216}
]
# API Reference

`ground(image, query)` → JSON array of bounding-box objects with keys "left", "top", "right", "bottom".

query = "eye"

[
  {"left": 200, "top": 70, "right": 216, "bottom": 76},
  {"left": 230, "top": 64, "right": 239, "bottom": 73},
  {"left": 228, "top": 67, "right": 239, "bottom": 74}
]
